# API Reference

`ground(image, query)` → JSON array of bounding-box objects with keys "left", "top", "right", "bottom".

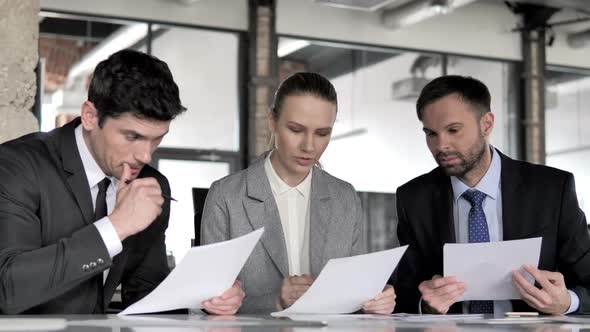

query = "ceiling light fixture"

[
  {"left": 382, "top": 0, "right": 478, "bottom": 29},
  {"left": 277, "top": 38, "right": 311, "bottom": 57},
  {"left": 68, "top": 23, "right": 150, "bottom": 79},
  {"left": 313, "top": 0, "right": 398, "bottom": 12}
]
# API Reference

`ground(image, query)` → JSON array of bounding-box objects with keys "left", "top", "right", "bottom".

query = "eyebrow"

[
  {"left": 423, "top": 122, "right": 463, "bottom": 132},
  {"left": 121, "top": 129, "right": 169, "bottom": 140},
  {"left": 287, "top": 121, "right": 333, "bottom": 131},
  {"left": 445, "top": 122, "right": 463, "bottom": 129}
]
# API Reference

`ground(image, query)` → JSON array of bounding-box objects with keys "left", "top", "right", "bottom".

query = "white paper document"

[
  {"left": 272, "top": 245, "right": 408, "bottom": 316},
  {"left": 444, "top": 237, "right": 542, "bottom": 301},
  {"left": 119, "top": 228, "right": 264, "bottom": 315}
]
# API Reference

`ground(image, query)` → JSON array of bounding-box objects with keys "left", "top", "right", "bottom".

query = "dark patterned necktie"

[
  {"left": 462, "top": 189, "right": 494, "bottom": 314},
  {"left": 95, "top": 178, "right": 110, "bottom": 220},
  {"left": 93, "top": 177, "right": 110, "bottom": 313}
]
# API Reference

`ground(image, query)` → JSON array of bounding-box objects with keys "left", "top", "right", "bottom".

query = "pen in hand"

[{"left": 124, "top": 179, "right": 178, "bottom": 202}]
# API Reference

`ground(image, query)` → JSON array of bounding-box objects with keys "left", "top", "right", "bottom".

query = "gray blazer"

[{"left": 201, "top": 154, "right": 366, "bottom": 314}]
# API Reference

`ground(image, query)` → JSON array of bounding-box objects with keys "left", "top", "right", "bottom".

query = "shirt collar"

[
  {"left": 264, "top": 151, "right": 312, "bottom": 198},
  {"left": 75, "top": 125, "right": 118, "bottom": 189},
  {"left": 451, "top": 146, "right": 501, "bottom": 202}
]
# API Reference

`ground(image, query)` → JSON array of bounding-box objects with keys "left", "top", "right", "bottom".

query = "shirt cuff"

[
  {"left": 94, "top": 217, "right": 123, "bottom": 258},
  {"left": 565, "top": 290, "right": 580, "bottom": 314}
]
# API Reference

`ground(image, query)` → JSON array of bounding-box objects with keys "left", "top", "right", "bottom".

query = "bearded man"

[{"left": 391, "top": 75, "right": 590, "bottom": 316}]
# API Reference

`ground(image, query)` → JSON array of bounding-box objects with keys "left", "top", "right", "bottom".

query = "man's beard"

[{"left": 435, "top": 135, "right": 487, "bottom": 178}]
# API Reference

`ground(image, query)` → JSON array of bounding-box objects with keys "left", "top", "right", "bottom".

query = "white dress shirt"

[
  {"left": 264, "top": 152, "right": 312, "bottom": 276},
  {"left": 75, "top": 125, "right": 123, "bottom": 262}
]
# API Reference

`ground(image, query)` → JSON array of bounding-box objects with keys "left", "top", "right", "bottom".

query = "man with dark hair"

[
  {"left": 393, "top": 75, "right": 590, "bottom": 315},
  {"left": 415, "top": 75, "right": 491, "bottom": 120},
  {"left": 0, "top": 49, "right": 244, "bottom": 314}
]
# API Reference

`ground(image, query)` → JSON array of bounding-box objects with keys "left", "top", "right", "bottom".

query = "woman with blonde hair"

[{"left": 201, "top": 72, "right": 395, "bottom": 314}]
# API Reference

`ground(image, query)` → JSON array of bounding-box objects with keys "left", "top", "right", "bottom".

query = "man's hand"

[
  {"left": 279, "top": 275, "right": 314, "bottom": 309},
  {"left": 202, "top": 280, "right": 245, "bottom": 315},
  {"left": 109, "top": 164, "right": 164, "bottom": 241},
  {"left": 419, "top": 275, "right": 466, "bottom": 314},
  {"left": 362, "top": 284, "right": 396, "bottom": 314},
  {"left": 512, "top": 264, "right": 571, "bottom": 315}
]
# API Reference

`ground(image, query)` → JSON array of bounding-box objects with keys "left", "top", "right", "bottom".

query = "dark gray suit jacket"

[
  {"left": 201, "top": 153, "right": 366, "bottom": 314},
  {"left": 0, "top": 118, "right": 171, "bottom": 314},
  {"left": 392, "top": 150, "right": 590, "bottom": 314}
]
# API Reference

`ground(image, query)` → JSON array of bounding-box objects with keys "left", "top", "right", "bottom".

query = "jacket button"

[
  {"left": 89, "top": 262, "right": 97, "bottom": 269},
  {"left": 97, "top": 258, "right": 105, "bottom": 265},
  {"left": 82, "top": 264, "right": 90, "bottom": 272}
]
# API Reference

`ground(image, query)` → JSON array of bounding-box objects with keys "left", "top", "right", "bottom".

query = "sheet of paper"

[
  {"left": 444, "top": 237, "right": 542, "bottom": 301},
  {"left": 119, "top": 228, "right": 264, "bottom": 315},
  {"left": 272, "top": 245, "right": 408, "bottom": 316}
]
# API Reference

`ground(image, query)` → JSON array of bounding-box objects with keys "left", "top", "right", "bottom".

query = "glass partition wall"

[
  {"left": 278, "top": 37, "right": 521, "bottom": 250},
  {"left": 546, "top": 66, "right": 590, "bottom": 219},
  {"left": 37, "top": 12, "right": 588, "bottom": 259}
]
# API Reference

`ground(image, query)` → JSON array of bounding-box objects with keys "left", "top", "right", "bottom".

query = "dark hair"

[
  {"left": 416, "top": 75, "right": 491, "bottom": 120},
  {"left": 88, "top": 49, "right": 186, "bottom": 126},
  {"left": 270, "top": 72, "right": 337, "bottom": 120}
]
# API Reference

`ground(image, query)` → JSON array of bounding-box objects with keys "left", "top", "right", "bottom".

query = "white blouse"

[{"left": 264, "top": 153, "right": 312, "bottom": 276}]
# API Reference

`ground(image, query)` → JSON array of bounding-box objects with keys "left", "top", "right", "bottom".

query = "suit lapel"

[
  {"left": 243, "top": 156, "right": 289, "bottom": 278},
  {"left": 309, "top": 169, "right": 332, "bottom": 276},
  {"left": 433, "top": 168, "right": 456, "bottom": 245},
  {"left": 57, "top": 118, "right": 118, "bottom": 311},
  {"left": 499, "top": 153, "right": 533, "bottom": 311},
  {"left": 499, "top": 152, "right": 528, "bottom": 240},
  {"left": 60, "top": 118, "right": 94, "bottom": 225}
]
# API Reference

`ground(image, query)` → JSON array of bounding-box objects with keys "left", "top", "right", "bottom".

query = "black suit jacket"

[
  {"left": 0, "top": 118, "right": 171, "bottom": 314},
  {"left": 392, "top": 150, "right": 590, "bottom": 314}
]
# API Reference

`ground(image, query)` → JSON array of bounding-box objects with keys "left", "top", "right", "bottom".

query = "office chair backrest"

[{"left": 191, "top": 187, "right": 209, "bottom": 246}]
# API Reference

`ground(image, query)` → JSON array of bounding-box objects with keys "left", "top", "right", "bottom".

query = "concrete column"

[
  {"left": 512, "top": 4, "right": 558, "bottom": 165},
  {"left": 521, "top": 27, "right": 546, "bottom": 165},
  {"left": 247, "top": 0, "right": 278, "bottom": 163},
  {"left": 0, "top": 0, "right": 40, "bottom": 143}
]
